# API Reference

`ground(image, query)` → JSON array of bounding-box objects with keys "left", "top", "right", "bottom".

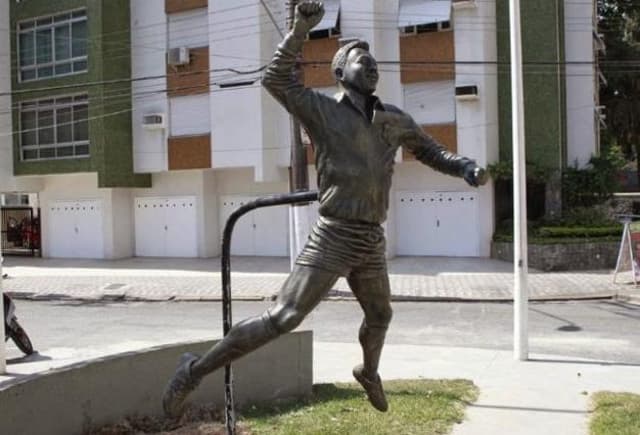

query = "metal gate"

[{"left": 1, "top": 207, "right": 40, "bottom": 256}]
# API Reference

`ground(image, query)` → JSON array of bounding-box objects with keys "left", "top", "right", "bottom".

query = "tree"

[{"left": 598, "top": 0, "right": 640, "bottom": 182}]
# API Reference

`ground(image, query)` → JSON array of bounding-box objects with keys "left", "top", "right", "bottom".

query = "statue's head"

[{"left": 331, "top": 40, "right": 378, "bottom": 96}]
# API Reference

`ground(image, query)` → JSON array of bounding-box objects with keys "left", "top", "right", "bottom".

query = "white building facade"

[{"left": 1, "top": 0, "right": 600, "bottom": 260}]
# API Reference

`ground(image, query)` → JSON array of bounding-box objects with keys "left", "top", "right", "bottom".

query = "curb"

[
  {"left": 615, "top": 293, "right": 640, "bottom": 306},
  {"left": 6, "top": 290, "right": 619, "bottom": 304}
]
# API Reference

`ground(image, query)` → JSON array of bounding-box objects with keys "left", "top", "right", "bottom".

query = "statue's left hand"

[{"left": 463, "top": 165, "right": 488, "bottom": 187}]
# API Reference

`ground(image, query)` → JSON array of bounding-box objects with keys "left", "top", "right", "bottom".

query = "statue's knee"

[
  {"left": 383, "top": 306, "right": 393, "bottom": 325},
  {"left": 268, "top": 305, "right": 305, "bottom": 333},
  {"left": 370, "top": 305, "right": 393, "bottom": 329}
]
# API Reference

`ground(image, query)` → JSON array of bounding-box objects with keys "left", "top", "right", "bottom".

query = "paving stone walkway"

[{"left": 2, "top": 256, "right": 637, "bottom": 302}]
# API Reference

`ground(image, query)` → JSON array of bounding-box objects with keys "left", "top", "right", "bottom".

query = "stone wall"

[{"left": 491, "top": 241, "right": 620, "bottom": 271}]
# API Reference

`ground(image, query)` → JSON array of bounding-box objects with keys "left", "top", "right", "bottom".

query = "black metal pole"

[{"left": 221, "top": 190, "right": 318, "bottom": 435}]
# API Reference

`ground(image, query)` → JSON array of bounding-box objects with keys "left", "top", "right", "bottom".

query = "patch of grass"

[
  {"left": 590, "top": 391, "right": 640, "bottom": 435},
  {"left": 241, "top": 379, "right": 479, "bottom": 435},
  {"left": 89, "top": 379, "right": 478, "bottom": 435}
]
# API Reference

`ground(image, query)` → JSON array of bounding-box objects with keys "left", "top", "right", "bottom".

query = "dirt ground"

[{"left": 88, "top": 405, "right": 250, "bottom": 435}]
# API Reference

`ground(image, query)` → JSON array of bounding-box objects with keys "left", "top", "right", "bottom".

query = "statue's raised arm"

[{"left": 261, "top": 1, "right": 325, "bottom": 111}]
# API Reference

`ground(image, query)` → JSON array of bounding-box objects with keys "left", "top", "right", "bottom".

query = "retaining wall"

[
  {"left": 0, "top": 332, "right": 312, "bottom": 435},
  {"left": 491, "top": 241, "right": 619, "bottom": 271}
]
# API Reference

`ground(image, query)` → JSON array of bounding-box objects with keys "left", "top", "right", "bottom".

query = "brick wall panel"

[
  {"left": 165, "top": 0, "right": 208, "bottom": 14},
  {"left": 168, "top": 134, "right": 212, "bottom": 170},
  {"left": 403, "top": 123, "right": 457, "bottom": 160},
  {"left": 302, "top": 38, "right": 339, "bottom": 88},
  {"left": 399, "top": 31, "right": 455, "bottom": 83},
  {"left": 167, "top": 46, "right": 209, "bottom": 97}
]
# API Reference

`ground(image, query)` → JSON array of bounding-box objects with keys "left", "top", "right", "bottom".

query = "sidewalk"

[
  {"left": 4, "top": 338, "right": 638, "bottom": 434},
  {"left": 2, "top": 255, "right": 637, "bottom": 302},
  {"left": 317, "top": 342, "right": 640, "bottom": 435},
  {"left": 1, "top": 256, "right": 639, "bottom": 434}
]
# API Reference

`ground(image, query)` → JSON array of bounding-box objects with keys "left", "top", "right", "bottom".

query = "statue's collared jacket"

[{"left": 262, "top": 32, "right": 473, "bottom": 225}]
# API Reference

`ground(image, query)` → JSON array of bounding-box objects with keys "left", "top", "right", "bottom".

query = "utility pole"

[
  {"left": 509, "top": 0, "right": 529, "bottom": 361},
  {"left": 259, "top": 0, "right": 311, "bottom": 267},
  {"left": 287, "top": 0, "right": 311, "bottom": 266}
]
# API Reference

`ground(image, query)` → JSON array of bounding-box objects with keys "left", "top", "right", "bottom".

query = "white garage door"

[
  {"left": 220, "top": 195, "right": 289, "bottom": 256},
  {"left": 48, "top": 200, "right": 104, "bottom": 258},
  {"left": 134, "top": 196, "right": 198, "bottom": 257},
  {"left": 396, "top": 191, "right": 479, "bottom": 257}
]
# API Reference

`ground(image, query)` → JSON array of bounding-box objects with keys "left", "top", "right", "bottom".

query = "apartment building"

[{"left": 0, "top": 0, "right": 600, "bottom": 260}]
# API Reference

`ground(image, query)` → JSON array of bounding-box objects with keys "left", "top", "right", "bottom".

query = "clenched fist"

[
  {"left": 293, "top": 1, "right": 325, "bottom": 37},
  {"left": 463, "top": 164, "right": 488, "bottom": 187}
]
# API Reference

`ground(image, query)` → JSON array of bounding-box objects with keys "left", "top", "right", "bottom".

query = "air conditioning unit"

[
  {"left": 167, "top": 47, "right": 190, "bottom": 66},
  {"left": 455, "top": 85, "right": 479, "bottom": 101},
  {"left": 142, "top": 113, "right": 166, "bottom": 130}
]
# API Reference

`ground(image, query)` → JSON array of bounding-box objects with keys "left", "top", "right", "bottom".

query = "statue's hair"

[{"left": 331, "top": 40, "right": 370, "bottom": 80}]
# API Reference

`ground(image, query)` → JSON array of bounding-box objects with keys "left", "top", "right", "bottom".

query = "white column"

[
  {"left": 131, "top": 0, "right": 169, "bottom": 173},
  {"left": 454, "top": 1, "right": 499, "bottom": 257},
  {"left": 509, "top": 0, "right": 529, "bottom": 361},
  {"left": 564, "top": 0, "right": 597, "bottom": 167}
]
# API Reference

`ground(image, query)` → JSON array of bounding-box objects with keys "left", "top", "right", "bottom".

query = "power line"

[
  {"left": 1, "top": 21, "right": 614, "bottom": 83},
  {"left": 4, "top": 55, "right": 636, "bottom": 97},
  {"left": 0, "top": 1, "right": 613, "bottom": 62},
  {"left": 0, "top": 67, "right": 261, "bottom": 114},
  {"left": 0, "top": 59, "right": 623, "bottom": 116},
  {"left": 1, "top": 81, "right": 266, "bottom": 138},
  {"left": 0, "top": 0, "right": 606, "bottom": 38}
]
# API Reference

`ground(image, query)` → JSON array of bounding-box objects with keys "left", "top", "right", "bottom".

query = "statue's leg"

[
  {"left": 163, "top": 264, "right": 338, "bottom": 416},
  {"left": 347, "top": 271, "right": 392, "bottom": 378},
  {"left": 347, "top": 271, "right": 392, "bottom": 412},
  {"left": 192, "top": 264, "right": 338, "bottom": 377}
]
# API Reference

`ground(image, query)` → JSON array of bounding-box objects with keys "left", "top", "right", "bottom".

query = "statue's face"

[{"left": 340, "top": 48, "right": 379, "bottom": 95}]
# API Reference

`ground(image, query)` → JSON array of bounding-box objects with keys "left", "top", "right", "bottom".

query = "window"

[
  {"left": 18, "top": 9, "right": 88, "bottom": 82},
  {"left": 398, "top": 0, "right": 452, "bottom": 33},
  {"left": 308, "top": 0, "right": 340, "bottom": 39},
  {"left": 19, "top": 95, "right": 90, "bottom": 161},
  {"left": 402, "top": 21, "right": 452, "bottom": 34}
]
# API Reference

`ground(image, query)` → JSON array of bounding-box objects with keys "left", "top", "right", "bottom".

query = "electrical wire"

[{"left": 0, "top": 0, "right": 616, "bottom": 64}]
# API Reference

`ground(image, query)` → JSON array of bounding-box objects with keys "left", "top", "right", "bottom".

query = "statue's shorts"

[{"left": 296, "top": 215, "right": 387, "bottom": 279}]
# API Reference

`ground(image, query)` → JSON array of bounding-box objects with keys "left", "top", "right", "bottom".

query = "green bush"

[
  {"left": 492, "top": 220, "right": 623, "bottom": 244},
  {"left": 560, "top": 205, "right": 613, "bottom": 227},
  {"left": 487, "top": 160, "right": 549, "bottom": 183},
  {"left": 562, "top": 145, "right": 625, "bottom": 209},
  {"left": 536, "top": 226, "right": 622, "bottom": 238}
]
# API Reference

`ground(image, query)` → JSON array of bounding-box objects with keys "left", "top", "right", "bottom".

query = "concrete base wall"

[
  {"left": 492, "top": 241, "right": 619, "bottom": 271},
  {"left": 0, "top": 332, "right": 312, "bottom": 435}
]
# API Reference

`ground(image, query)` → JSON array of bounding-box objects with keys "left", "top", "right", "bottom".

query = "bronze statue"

[{"left": 163, "top": 1, "right": 487, "bottom": 417}]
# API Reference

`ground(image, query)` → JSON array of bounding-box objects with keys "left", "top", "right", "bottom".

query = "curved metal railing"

[{"left": 220, "top": 190, "right": 318, "bottom": 435}]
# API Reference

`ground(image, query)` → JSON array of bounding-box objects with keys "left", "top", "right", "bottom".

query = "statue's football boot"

[
  {"left": 353, "top": 364, "right": 388, "bottom": 412},
  {"left": 162, "top": 352, "right": 202, "bottom": 417}
]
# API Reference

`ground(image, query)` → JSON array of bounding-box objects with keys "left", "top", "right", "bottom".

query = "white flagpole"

[{"left": 509, "top": 0, "right": 529, "bottom": 360}]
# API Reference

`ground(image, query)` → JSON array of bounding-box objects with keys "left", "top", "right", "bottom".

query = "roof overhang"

[{"left": 398, "top": 0, "right": 452, "bottom": 28}]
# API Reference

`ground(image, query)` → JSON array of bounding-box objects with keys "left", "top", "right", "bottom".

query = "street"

[{"left": 5, "top": 299, "right": 640, "bottom": 364}]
